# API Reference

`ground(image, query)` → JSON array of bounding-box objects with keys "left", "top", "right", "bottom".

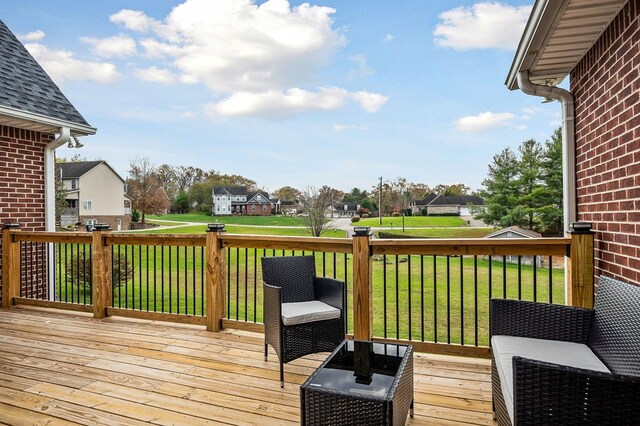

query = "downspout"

[
  {"left": 516, "top": 71, "right": 576, "bottom": 235},
  {"left": 44, "top": 127, "right": 71, "bottom": 300}
]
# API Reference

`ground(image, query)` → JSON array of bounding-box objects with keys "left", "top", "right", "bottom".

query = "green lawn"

[
  {"left": 357, "top": 216, "right": 467, "bottom": 227},
  {"left": 147, "top": 212, "right": 307, "bottom": 226},
  {"left": 141, "top": 224, "right": 346, "bottom": 238},
  {"left": 376, "top": 227, "right": 496, "bottom": 238}
]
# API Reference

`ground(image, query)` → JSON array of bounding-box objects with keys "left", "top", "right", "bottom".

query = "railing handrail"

[
  {"left": 12, "top": 231, "right": 92, "bottom": 244},
  {"left": 221, "top": 234, "right": 353, "bottom": 253},
  {"left": 371, "top": 237, "right": 571, "bottom": 256},
  {"left": 106, "top": 234, "right": 206, "bottom": 247}
]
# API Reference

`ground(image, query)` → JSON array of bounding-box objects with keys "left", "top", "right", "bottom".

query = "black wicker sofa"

[{"left": 490, "top": 275, "right": 640, "bottom": 425}]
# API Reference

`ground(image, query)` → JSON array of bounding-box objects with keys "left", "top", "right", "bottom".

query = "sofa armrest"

[
  {"left": 513, "top": 357, "right": 640, "bottom": 424},
  {"left": 490, "top": 299, "right": 592, "bottom": 343},
  {"left": 314, "top": 277, "right": 345, "bottom": 312}
]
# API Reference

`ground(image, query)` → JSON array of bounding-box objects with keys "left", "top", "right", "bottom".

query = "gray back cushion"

[{"left": 588, "top": 276, "right": 640, "bottom": 376}]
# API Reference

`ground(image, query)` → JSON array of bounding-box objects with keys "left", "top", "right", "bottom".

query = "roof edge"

[
  {"left": 505, "top": 0, "right": 561, "bottom": 90},
  {"left": 0, "top": 105, "right": 96, "bottom": 136}
]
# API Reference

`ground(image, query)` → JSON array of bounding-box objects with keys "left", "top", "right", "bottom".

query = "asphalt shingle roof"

[
  {"left": 59, "top": 161, "right": 103, "bottom": 179},
  {"left": 0, "top": 19, "right": 91, "bottom": 127},
  {"left": 213, "top": 186, "right": 247, "bottom": 196}
]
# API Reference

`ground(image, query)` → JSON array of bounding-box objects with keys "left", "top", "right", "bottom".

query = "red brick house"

[
  {"left": 0, "top": 19, "right": 95, "bottom": 302},
  {"left": 507, "top": 0, "right": 639, "bottom": 284}
]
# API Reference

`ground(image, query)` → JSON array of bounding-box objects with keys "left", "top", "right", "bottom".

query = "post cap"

[
  {"left": 93, "top": 223, "right": 111, "bottom": 231},
  {"left": 353, "top": 226, "right": 371, "bottom": 237},
  {"left": 568, "top": 222, "right": 593, "bottom": 234},
  {"left": 207, "top": 223, "right": 226, "bottom": 232},
  {"left": 2, "top": 223, "right": 19, "bottom": 229}
]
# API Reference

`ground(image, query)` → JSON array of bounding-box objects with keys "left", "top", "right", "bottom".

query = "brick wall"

[
  {"left": 0, "top": 124, "right": 52, "bottom": 303},
  {"left": 571, "top": 0, "right": 640, "bottom": 283}
]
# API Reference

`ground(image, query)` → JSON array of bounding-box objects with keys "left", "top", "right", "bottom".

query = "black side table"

[{"left": 300, "top": 340, "right": 414, "bottom": 425}]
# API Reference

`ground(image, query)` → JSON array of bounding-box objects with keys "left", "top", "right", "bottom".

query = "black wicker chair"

[
  {"left": 490, "top": 275, "right": 640, "bottom": 425},
  {"left": 262, "top": 255, "right": 346, "bottom": 387}
]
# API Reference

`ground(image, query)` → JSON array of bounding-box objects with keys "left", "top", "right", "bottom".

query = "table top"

[{"left": 304, "top": 340, "right": 410, "bottom": 399}]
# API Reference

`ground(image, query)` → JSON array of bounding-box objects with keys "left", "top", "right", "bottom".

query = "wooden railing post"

[
  {"left": 1, "top": 223, "right": 20, "bottom": 308},
  {"left": 567, "top": 222, "right": 595, "bottom": 308},
  {"left": 206, "top": 224, "right": 226, "bottom": 332},
  {"left": 92, "top": 224, "right": 112, "bottom": 318},
  {"left": 352, "top": 226, "right": 372, "bottom": 341}
]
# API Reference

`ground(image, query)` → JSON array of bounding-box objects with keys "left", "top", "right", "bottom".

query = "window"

[
  {"left": 83, "top": 200, "right": 92, "bottom": 210},
  {"left": 251, "top": 205, "right": 256, "bottom": 213},
  {"left": 71, "top": 179, "right": 77, "bottom": 190},
  {"left": 262, "top": 205, "right": 267, "bottom": 212}
]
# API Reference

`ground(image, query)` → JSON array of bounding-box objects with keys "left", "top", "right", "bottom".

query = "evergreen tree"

[
  {"left": 515, "top": 139, "right": 544, "bottom": 230},
  {"left": 538, "top": 128, "right": 563, "bottom": 235},
  {"left": 476, "top": 148, "right": 520, "bottom": 227}
]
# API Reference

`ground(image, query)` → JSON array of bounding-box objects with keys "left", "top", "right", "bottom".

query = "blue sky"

[{"left": 3, "top": 0, "right": 560, "bottom": 193}]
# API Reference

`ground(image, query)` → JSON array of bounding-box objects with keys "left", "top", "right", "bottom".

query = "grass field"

[
  {"left": 375, "top": 227, "right": 495, "bottom": 238},
  {"left": 142, "top": 224, "right": 346, "bottom": 238},
  {"left": 356, "top": 216, "right": 467, "bottom": 227},
  {"left": 147, "top": 212, "right": 307, "bottom": 226}
]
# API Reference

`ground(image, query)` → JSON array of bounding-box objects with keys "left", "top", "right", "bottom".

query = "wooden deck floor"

[{"left": 0, "top": 307, "right": 496, "bottom": 425}]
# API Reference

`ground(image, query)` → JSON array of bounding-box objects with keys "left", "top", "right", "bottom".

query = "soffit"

[{"left": 507, "top": 0, "right": 628, "bottom": 89}]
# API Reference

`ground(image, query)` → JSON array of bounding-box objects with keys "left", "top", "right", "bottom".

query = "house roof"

[
  {"left": 0, "top": 20, "right": 95, "bottom": 136},
  {"left": 415, "top": 194, "right": 485, "bottom": 206},
  {"left": 506, "top": 0, "right": 628, "bottom": 90},
  {"left": 59, "top": 160, "right": 125, "bottom": 183},
  {"left": 213, "top": 186, "right": 247, "bottom": 196},
  {"left": 247, "top": 192, "right": 272, "bottom": 204},
  {"left": 485, "top": 226, "right": 542, "bottom": 239}
]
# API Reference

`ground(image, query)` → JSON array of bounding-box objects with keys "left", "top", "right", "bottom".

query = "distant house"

[
  {"left": 484, "top": 226, "right": 542, "bottom": 239},
  {"left": 336, "top": 203, "right": 360, "bottom": 217},
  {"left": 273, "top": 199, "right": 301, "bottom": 215},
  {"left": 59, "top": 161, "right": 131, "bottom": 230},
  {"left": 411, "top": 194, "right": 485, "bottom": 216},
  {"left": 484, "top": 226, "right": 560, "bottom": 267},
  {"left": 212, "top": 186, "right": 273, "bottom": 216}
]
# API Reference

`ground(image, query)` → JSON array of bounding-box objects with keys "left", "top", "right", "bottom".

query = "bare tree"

[
  {"left": 300, "top": 186, "right": 333, "bottom": 237},
  {"left": 127, "top": 157, "right": 163, "bottom": 223}
]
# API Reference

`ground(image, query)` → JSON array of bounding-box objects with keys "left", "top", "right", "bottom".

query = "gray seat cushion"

[
  {"left": 281, "top": 301, "right": 341, "bottom": 326},
  {"left": 492, "top": 335, "right": 610, "bottom": 424}
]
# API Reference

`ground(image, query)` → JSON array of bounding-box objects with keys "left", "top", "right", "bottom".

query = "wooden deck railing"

[{"left": 1, "top": 223, "right": 595, "bottom": 357}]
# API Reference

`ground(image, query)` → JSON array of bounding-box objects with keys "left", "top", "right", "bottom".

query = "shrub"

[
  {"left": 351, "top": 216, "right": 360, "bottom": 223},
  {"left": 391, "top": 212, "right": 401, "bottom": 217},
  {"left": 65, "top": 250, "right": 133, "bottom": 290},
  {"left": 131, "top": 209, "right": 141, "bottom": 223},
  {"left": 421, "top": 208, "right": 428, "bottom": 216},
  {"left": 361, "top": 214, "right": 369, "bottom": 218}
]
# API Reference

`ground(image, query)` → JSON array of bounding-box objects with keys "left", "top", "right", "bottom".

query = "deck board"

[{"left": 0, "top": 307, "right": 496, "bottom": 425}]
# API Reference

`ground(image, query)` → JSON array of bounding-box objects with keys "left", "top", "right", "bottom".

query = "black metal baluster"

[
  {"left": 169, "top": 246, "right": 173, "bottom": 313},
  {"left": 82, "top": 244, "right": 87, "bottom": 304},
  {"left": 333, "top": 252, "right": 337, "bottom": 278},
  {"left": 395, "top": 255, "right": 399, "bottom": 339},
  {"left": 176, "top": 245, "right": 180, "bottom": 314},
  {"left": 343, "top": 252, "right": 348, "bottom": 334},
  {"left": 153, "top": 245, "right": 157, "bottom": 312},
  {"left": 70, "top": 242, "right": 74, "bottom": 303},
  {"left": 460, "top": 255, "right": 464, "bottom": 345},
  {"left": 383, "top": 254, "right": 387, "bottom": 338},
  {"left": 474, "top": 255, "right": 478, "bottom": 347},
  {"left": 125, "top": 245, "right": 129, "bottom": 309},
  {"left": 322, "top": 252, "right": 326, "bottom": 276},
  {"left": 420, "top": 255, "right": 424, "bottom": 342},
  {"left": 161, "top": 246, "right": 165, "bottom": 312},
  {"left": 227, "top": 248, "right": 231, "bottom": 319},
  {"left": 192, "top": 246, "right": 196, "bottom": 316},
  {"left": 139, "top": 245, "right": 143, "bottom": 310},
  {"left": 236, "top": 247, "right": 240, "bottom": 321},
  {"left": 146, "top": 245, "right": 150, "bottom": 311},
  {"left": 57, "top": 243, "right": 61, "bottom": 302},
  {"left": 433, "top": 255, "right": 437, "bottom": 343},
  {"left": 488, "top": 255, "right": 493, "bottom": 300},
  {"left": 201, "top": 247, "right": 205, "bottom": 316},
  {"left": 533, "top": 256, "right": 537, "bottom": 302},
  {"left": 548, "top": 256, "right": 553, "bottom": 303},
  {"left": 446, "top": 255, "right": 450, "bottom": 345},
  {"left": 408, "top": 255, "right": 412, "bottom": 341},
  {"left": 244, "top": 248, "right": 248, "bottom": 322},
  {"left": 131, "top": 245, "right": 136, "bottom": 309},
  {"left": 253, "top": 248, "right": 257, "bottom": 322},
  {"left": 117, "top": 245, "right": 121, "bottom": 307}
]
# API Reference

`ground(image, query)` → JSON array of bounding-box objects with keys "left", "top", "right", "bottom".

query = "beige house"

[{"left": 59, "top": 161, "right": 131, "bottom": 230}]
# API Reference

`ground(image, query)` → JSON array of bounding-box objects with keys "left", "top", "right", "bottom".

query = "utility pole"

[{"left": 378, "top": 176, "right": 382, "bottom": 225}]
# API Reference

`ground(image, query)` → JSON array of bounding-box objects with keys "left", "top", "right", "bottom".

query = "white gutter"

[
  {"left": 516, "top": 71, "right": 576, "bottom": 235},
  {"left": 45, "top": 127, "right": 71, "bottom": 300}
]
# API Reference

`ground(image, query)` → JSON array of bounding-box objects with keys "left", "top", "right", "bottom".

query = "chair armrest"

[
  {"left": 314, "top": 277, "right": 345, "bottom": 312},
  {"left": 263, "top": 283, "right": 282, "bottom": 326},
  {"left": 513, "top": 357, "right": 640, "bottom": 424},
  {"left": 490, "top": 299, "right": 592, "bottom": 343}
]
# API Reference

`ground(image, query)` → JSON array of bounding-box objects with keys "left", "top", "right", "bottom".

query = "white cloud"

[
  {"left": 81, "top": 35, "right": 136, "bottom": 58},
  {"left": 105, "top": 0, "right": 387, "bottom": 117},
  {"left": 348, "top": 54, "right": 373, "bottom": 79},
  {"left": 455, "top": 111, "right": 515, "bottom": 132},
  {"left": 18, "top": 30, "right": 45, "bottom": 42},
  {"left": 350, "top": 91, "right": 388, "bottom": 113},
  {"left": 25, "top": 43, "right": 120, "bottom": 85},
  {"left": 135, "top": 66, "right": 177, "bottom": 84},
  {"left": 110, "top": 9, "right": 158, "bottom": 32},
  {"left": 206, "top": 87, "right": 385, "bottom": 117},
  {"left": 382, "top": 33, "right": 394, "bottom": 42},
  {"left": 434, "top": 2, "right": 531, "bottom": 50},
  {"left": 333, "top": 124, "right": 366, "bottom": 131}
]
